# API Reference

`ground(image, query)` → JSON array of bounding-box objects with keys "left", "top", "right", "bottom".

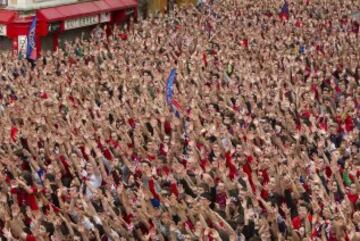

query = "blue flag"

[
  {"left": 165, "top": 68, "right": 180, "bottom": 117},
  {"left": 36, "top": 168, "right": 45, "bottom": 187},
  {"left": 280, "top": 1, "right": 289, "bottom": 15},
  {"left": 299, "top": 45, "right": 305, "bottom": 54},
  {"left": 26, "top": 17, "right": 37, "bottom": 60},
  {"left": 150, "top": 198, "right": 160, "bottom": 208},
  {"left": 166, "top": 68, "right": 177, "bottom": 105}
]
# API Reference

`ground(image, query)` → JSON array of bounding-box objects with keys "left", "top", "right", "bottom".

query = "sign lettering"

[
  {"left": 64, "top": 15, "right": 99, "bottom": 30},
  {"left": 126, "top": 9, "right": 135, "bottom": 16},
  {"left": 48, "top": 22, "right": 61, "bottom": 33}
]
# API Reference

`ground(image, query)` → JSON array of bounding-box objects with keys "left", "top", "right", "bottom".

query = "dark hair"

[
  {"left": 22, "top": 171, "right": 33, "bottom": 186},
  {"left": 46, "top": 174, "right": 56, "bottom": 182},
  {"left": 355, "top": 200, "right": 360, "bottom": 211},
  {"left": 42, "top": 221, "right": 55, "bottom": 235},
  {"left": 60, "top": 221, "right": 70, "bottom": 235}
]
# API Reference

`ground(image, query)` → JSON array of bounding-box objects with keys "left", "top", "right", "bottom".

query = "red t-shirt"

[
  {"left": 164, "top": 121, "right": 172, "bottom": 136},
  {"left": 159, "top": 143, "right": 167, "bottom": 156},
  {"left": 147, "top": 155, "right": 156, "bottom": 161},
  {"left": 225, "top": 153, "right": 237, "bottom": 180},
  {"left": 352, "top": 21, "right": 359, "bottom": 33},
  {"left": 59, "top": 155, "right": 71, "bottom": 174},
  {"left": 128, "top": 118, "right": 136, "bottom": 129},
  {"left": 103, "top": 148, "right": 113, "bottom": 161},
  {"left": 10, "top": 187, "right": 27, "bottom": 207},
  {"left": 26, "top": 187, "right": 39, "bottom": 211},
  {"left": 216, "top": 192, "right": 227, "bottom": 209},
  {"left": 10, "top": 187, "right": 39, "bottom": 211},
  {"left": 10, "top": 126, "right": 18, "bottom": 142},
  {"left": 40, "top": 92, "right": 48, "bottom": 99},
  {"left": 347, "top": 192, "right": 359, "bottom": 205},
  {"left": 344, "top": 115, "right": 354, "bottom": 132},
  {"left": 123, "top": 213, "right": 133, "bottom": 224},
  {"left": 184, "top": 219, "right": 195, "bottom": 232},
  {"left": 295, "top": 19, "right": 302, "bottom": 28},
  {"left": 107, "top": 139, "right": 120, "bottom": 150},
  {"left": 292, "top": 214, "right": 313, "bottom": 230},
  {"left": 202, "top": 53, "right": 208, "bottom": 67},
  {"left": 200, "top": 158, "right": 208, "bottom": 171},
  {"left": 318, "top": 117, "right": 328, "bottom": 131},
  {"left": 26, "top": 234, "right": 36, "bottom": 241},
  {"left": 119, "top": 33, "right": 128, "bottom": 41},
  {"left": 148, "top": 178, "right": 160, "bottom": 200},
  {"left": 241, "top": 39, "right": 248, "bottom": 48},
  {"left": 170, "top": 182, "right": 179, "bottom": 198},
  {"left": 261, "top": 188, "right": 269, "bottom": 200},
  {"left": 243, "top": 156, "right": 256, "bottom": 192}
]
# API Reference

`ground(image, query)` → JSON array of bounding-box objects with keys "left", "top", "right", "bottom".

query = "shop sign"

[
  {"left": 100, "top": 12, "right": 111, "bottom": 23},
  {"left": 126, "top": 9, "right": 134, "bottom": 16},
  {"left": 48, "top": 22, "right": 61, "bottom": 33},
  {"left": 0, "top": 25, "right": 6, "bottom": 36},
  {"left": 64, "top": 15, "right": 99, "bottom": 30},
  {"left": 18, "top": 35, "right": 27, "bottom": 58}
]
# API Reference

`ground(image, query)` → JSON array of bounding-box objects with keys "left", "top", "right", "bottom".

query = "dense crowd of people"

[{"left": 0, "top": 0, "right": 359, "bottom": 240}]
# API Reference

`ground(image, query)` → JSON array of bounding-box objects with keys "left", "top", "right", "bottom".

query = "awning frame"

[{"left": 37, "top": 0, "right": 137, "bottom": 23}]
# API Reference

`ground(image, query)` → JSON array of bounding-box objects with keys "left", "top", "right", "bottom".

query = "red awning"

[
  {"left": 56, "top": 2, "right": 101, "bottom": 18},
  {"left": 38, "top": 8, "right": 63, "bottom": 22},
  {"left": 0, "top": 10, "right": 17, "bottom": 24},
  {"left": 103, "top": 0, "right": 137, "bottom": 9},
  {"left": 93, "top": 1, "right": 112, "bottom": 12},
  {"left": 122, "top": 0, "right": 137, "bottom": 8},
  {"left": 37, "top": 0, "right": 137, "bottom": 22}
]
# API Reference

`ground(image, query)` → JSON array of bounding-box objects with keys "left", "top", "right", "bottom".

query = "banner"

[
  {"left": 26, "top": 17, "right": 37, "bottom": 60},
  {"left": 165, "top": 68, "right": 181, "bottom": 117},
  {"left": 166, "top": 68, "right": 177, "bottom": 105}
]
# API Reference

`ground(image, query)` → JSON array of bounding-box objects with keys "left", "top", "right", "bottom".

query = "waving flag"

[
  {"left": 165, "top": 68, "right": 181, "bottom": 117},
  {"left": 279, "top": 1, "right": 289, "bottom": 21},
  {"left": 26, "top": 16, "right": 37, "bottom": 60},
  {"left": 166, "top": 68, "right": 177, "bottom": 105}
]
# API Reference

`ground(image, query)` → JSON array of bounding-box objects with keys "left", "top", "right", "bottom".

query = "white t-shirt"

[
  {"left": 86, "top": 174, "right": 102, "bottom": 198},
  {"left": 82, "top": 216, "right": 95, "bottom": 230}
]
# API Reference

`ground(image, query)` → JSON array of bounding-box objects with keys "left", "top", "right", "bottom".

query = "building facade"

[
  {"left": 0, "top": 0, "right": 137, "bottom": 57},
  {"left": 138, "top": 0, "right": 195, "bottom": 19},
  {"left": 7, "top": 0, "right": 77, "bottom": 11}
]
